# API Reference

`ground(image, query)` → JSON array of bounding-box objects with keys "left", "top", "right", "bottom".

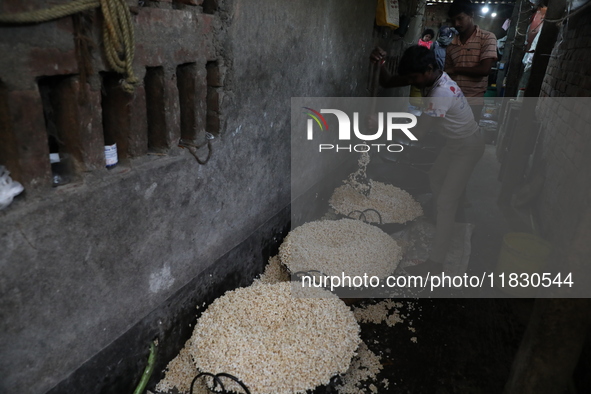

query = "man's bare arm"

[
  {"left": 370, "top": 47, "right": 410, "bottom": 88},
  {"left": 378, "top": 66, "right": 411, "bottom": 88}
]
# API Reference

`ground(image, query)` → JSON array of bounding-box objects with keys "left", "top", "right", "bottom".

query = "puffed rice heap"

[
  {"left": 279, "top": 218, "right": 402, "bottom": 279},
  {"left": 186, "top": 282, "right": 361, "bottom": 394},
  {"left": 329, "top": 180, "right": 423, "bottom": 224}
]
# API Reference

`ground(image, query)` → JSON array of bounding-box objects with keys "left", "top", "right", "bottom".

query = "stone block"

[
  {"left": 0, "top": 90, "right": 51, "bottom": 189},
  {"left": 566, "top": 85, "right": 579, "bottom": 97},
  {"left": 28, "top": 47, "right": 78, "bottom": 79},
  {"left": 566, "top": 72, "right": 580, "bottom": 85},
  {"left": 1, "top": 0, "right": 48, "bottom": 13},
  {"left": 129, "top": 84, "right": 149, "bottom": 157},
  {"left": 101, "top": 73, "right": 133, "bottom": 160},
  {"left": 145, "top": 66, "right": 169, "bottom": 151},
  {"left": 196, "top": 66, "right": 208, "bottom": 136},
  {"left": 164, "top": 72, "right": 181, "bottom": 145},
  {"left": 206, "top": 61, "right": 224, "bottom": 87},
  {"left": 52, "top": 77, "right": 104, "bottom": 171},
  {"left": 176, "top": 63, "right": 207, "bottom": 144},
  {"left": 175, "top": 0, "right": 204, "bottom": 5},
  {"left": 134, "top": 8, "right": 203, "bottom": 66},
  {"left": 206, "top": 87, "right": 220, "bottom": 112},
  {"left": 206, "top": 109, "right": 220, "bottom": 135}
]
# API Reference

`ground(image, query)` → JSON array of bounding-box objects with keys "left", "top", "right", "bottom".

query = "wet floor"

[{"left": 314, "top": 297, "right": 531, "bottom": 394}]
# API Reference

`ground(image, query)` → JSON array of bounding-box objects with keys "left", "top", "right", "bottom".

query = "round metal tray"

[{"left": 337, "top": 208, "right": 409, "bottom": 234}]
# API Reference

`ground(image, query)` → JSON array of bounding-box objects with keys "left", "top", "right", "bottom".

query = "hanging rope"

[{"left": 0, "top": 0, "right": 138, "bottom": 93}]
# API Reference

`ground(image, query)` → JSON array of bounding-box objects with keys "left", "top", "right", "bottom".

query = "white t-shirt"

[{"left": 420, "top": 72, "right": 479, "bottom": 139}]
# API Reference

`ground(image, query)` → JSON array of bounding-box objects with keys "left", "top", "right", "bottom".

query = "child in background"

[{"left": 418, "top": 29, "right": 435, "bottom": 49}]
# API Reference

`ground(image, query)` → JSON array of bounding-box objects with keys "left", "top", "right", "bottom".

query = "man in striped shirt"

[{"left": 445, "top": 0, "right": 497, "bottom": 120}]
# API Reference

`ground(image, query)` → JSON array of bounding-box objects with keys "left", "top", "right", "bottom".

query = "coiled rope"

[{"left": 0, "top": 0, "right": 138, "bottom": 93}]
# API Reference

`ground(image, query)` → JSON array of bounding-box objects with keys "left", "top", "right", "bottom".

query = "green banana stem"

[{"left": 133, "top": 340, "right": 157, "bottom": 394}]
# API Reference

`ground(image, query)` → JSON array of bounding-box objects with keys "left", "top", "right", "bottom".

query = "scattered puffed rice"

[
  {"left": 155, "top": 341, "right": 200, "bottom": 393},
  {"left": 254, "top": 255, "right": 290, "bottom": 285},
  {"left": 335, "top": 341, "right": 383, "bottom": 394},
  {"left": 353, "top": 300, "right": 404, "bottom": 327}
]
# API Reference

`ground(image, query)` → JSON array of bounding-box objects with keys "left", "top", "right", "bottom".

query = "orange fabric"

[
  {"left": 527, "top": 7, "right": 546, "bottom": 51},
  {"left": 418, "top": 39, "right": 432, "bottom": 49}
]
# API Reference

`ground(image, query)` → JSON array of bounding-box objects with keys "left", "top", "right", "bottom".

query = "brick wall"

[
  {"left": 0, "top": 0, "right": 218, "bottom": 191},
  {"left": 535, "top": 4, "right": 591, "bottom": 294},
  {"left": 425, "top": 3, "right": 449, "bottom": 32}
]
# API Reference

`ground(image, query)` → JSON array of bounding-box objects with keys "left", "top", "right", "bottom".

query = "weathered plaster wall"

[{"left": 0, "top": 0, "right": 378, "bottom": 393}]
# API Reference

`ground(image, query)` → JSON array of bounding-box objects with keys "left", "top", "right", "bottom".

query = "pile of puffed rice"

[
  {"left": 156, "top": 282, "right": 360, "bottom": 394},
  {"left": 329, "top": 181, "right": 423, "bottom": 224},
  {"left": 279, "top": 218, "right": 402, "bottom": 279}
]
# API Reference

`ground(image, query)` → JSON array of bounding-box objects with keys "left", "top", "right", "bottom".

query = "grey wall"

[{"left": 0, "top": 0, "right": 378, "bottom": 393}]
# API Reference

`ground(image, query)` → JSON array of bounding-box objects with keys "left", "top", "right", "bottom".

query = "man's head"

[
  {"left": 398, "top": 45, "right": 440, "bottom": 88},
  {"left": 448, "top": 0, "right": 475, "bottom": 34}
]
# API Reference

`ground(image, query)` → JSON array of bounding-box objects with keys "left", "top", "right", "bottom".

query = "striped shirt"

[{"left": 445, "top": 26, "right": 497, "bottom": 100}]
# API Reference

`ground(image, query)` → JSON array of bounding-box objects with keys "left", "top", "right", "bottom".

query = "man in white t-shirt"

[{"left": 371, "top": 45, "right": 485, "bottom": 274}]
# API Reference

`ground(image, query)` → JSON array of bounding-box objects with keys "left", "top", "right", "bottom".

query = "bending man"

[{"left": 371, "top": 45, "right": 485, "bottom": 274}]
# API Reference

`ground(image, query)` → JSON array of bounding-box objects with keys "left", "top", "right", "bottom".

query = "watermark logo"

[
  {"left": 303, "top": 107, "right": 329, "bottom": 135},
  {"left": 303, "top": 107, "right": 418, "bottom": 152}
]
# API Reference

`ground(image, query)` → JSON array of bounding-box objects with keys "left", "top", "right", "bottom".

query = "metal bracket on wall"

[{"left": 179, "top": 133, "right": 215, "bottom": 165}]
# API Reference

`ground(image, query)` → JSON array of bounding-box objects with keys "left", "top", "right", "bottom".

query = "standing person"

[
  {"left": 445, "top": 0, "right": 497, "bottom": 122},
  {"left": 418, "top": 28, "right": 435, "bottom": 49},
  {"left": 370, "top": 45, "right": 485, "bottom": 275},
  {"left": 432, "top": 26, "right": 457, "bottom": 70}
]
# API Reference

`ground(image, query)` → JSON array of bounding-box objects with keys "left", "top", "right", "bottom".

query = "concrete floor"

[
  {"left": 331, "top": 145, "right": 539, "bottom": 394},
  {"left": 465, "top": 144, "right": 535, "bottom": 297}
]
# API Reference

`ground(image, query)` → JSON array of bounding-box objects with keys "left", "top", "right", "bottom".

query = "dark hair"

[
  {"left": 448, "top": 0, "right": 475, "bottom": 18},
  {"left": 422, "top": 29, "right": 435, "bottom": 38},
  {"left": 398, "top": 45, "right": 438, "bottom": 76}
]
